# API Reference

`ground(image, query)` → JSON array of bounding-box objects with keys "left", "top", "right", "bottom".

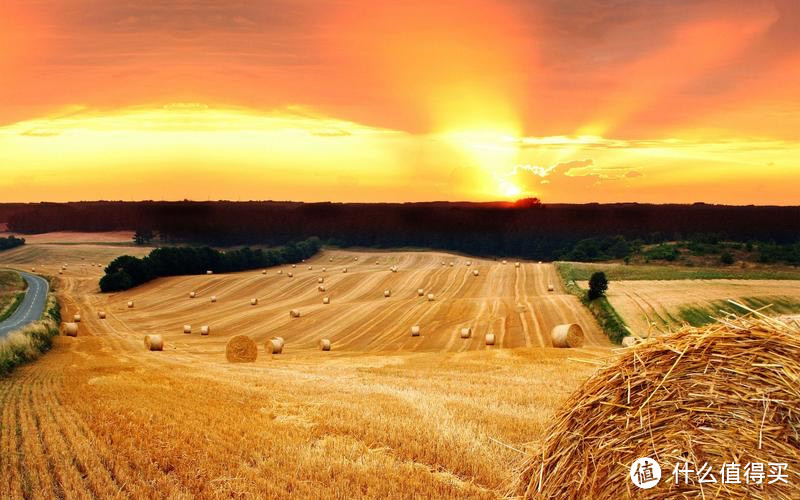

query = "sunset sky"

[{"left": 1, "top": 0, "right": 798, "bottom": 204}]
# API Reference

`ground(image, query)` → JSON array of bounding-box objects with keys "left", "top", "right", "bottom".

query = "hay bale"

[
  {"left": 291, "top": 264, "right": 296, "bottom": 268},
  {"left": 273, "top": 336, "right": 285, "bottom": 349},
  {"left": 322, "top": 267, "right": 327, "bottom": 272},
  {"left": 485, "top": 333, "right": 495, "bottom": 345},
  {"left": 206, "top": 270, "right": 213, "bottom": 275},
  {"left": 189, "top": 291, "right": 196, "bottom": 298},
  {"left": 322, "top": 297, "right": 330, "bottom": 304},
  {"left": 308, "top": 266, "right": 313, "bottom": 270},
  {"left": 472, "top": 270, "right": 479, "bottom": 276},
  {"left": 550, "top": 323, "right": 584, "bottom": 348},
  {"left": 97, "top": 311, "right": 106, "bottom": 319},
  {"left": 319, "top": 338, "right": 331, "bottom": 351},
  {"left": 289, "top": 309, "right": 301, "bottom": 318},
  {"left": 342, "top": 268, "right": 348, "bottom": 273},
  {"left": 226, "top": 335, "right": 257, "bottom": 362},
  {"left": 449, "top": 262, "right": 454, "bottom": 267},
  {"left": 31, "top": 267, "right": 36, "bottom": 272},
  {"left": 318, "top": 285, "right": 326, "bottom": 292},
  {"left": 265, "top": 338, "right": 283, "bottom": 354},
  {"left": 515, "top": 314, "right": 800, "bottom": 498},
  {"left": 250, "top": 298, "right": 258, "bottom": 305},
  {"left": 144, "top": 334, "right": 163, "bottom": 351},
  {"left": 200, "top": 325, "right": 210, "bottom": 336},
  {"left": 384, "top": 289, "right": 391, "bottom": 298},
  {"left": 210, "top": 295, "right": 217, "bottom": 303},
  {"left": 417, "top": 288, "right": 424, "bottom": 296},
  {"left": 547, "top": 283, "right": 555, "bottom": 292},
  {"left": 329, "top": 257, "right": 334, "bottom": 262},
  {"left": 63, "top": 322, "right": 78, "bottom": 337},
  {"left": 515, "top": 262, "right": 520, "bottom": 268},
  {"left": 410, "top": 325, "right": 420, "bottom": 337},
  {"left": 427, "top": 293, "right": 435, "bottom": 301},
  {"left": 354, "top": 256, "right": 358, "bottom": 261},
  {"left": 275, "top": 270, "right": 280, "bottom": 274},
  {"left": 502, "top": 260, "right": 507, "bottom": 265},
  {"left": 183, "top": 324, "right": 192, "bottom": 334},
  {"left": 460, "top": 327, "right": 472, "bottom": 339},
  {"left": 621, "top": 335, "right": 638, "bottom": 347},
  {"left": 318, "top": 277, "right": 324, "bottom": 283},
  {"left": 287, "top": 272, "right": 294, "bottom": 278},
  {"left": 73, "top": 313, "right": 81, "bottom": 322},
  {"left": 127, "top": 301, "right": 134, "bottom": 308},
  {"left": 466, "top": 261, "right": 471, "bottom": 266},
  {"left": 58, "top": 270, "right": 63, "bottom": 275}
]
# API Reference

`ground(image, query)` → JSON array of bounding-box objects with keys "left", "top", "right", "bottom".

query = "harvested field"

[
  {"left": 0, "top": 245, "right": 613, "bottom": 497},
  {"left": 0, "top": 231, "right": 136, "bottom": 244},
  {"left": 603, "top": 279, "right": 800, "bottom": 335},
  {"left": 0, "top": 269, "right": 26, "bottom": 320}
]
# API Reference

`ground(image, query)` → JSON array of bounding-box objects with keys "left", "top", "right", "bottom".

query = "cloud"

[{"left": 625, "top": 170, "right": 643, "bottom": 178}]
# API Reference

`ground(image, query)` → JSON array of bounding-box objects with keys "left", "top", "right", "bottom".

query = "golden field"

[
  {"left": 603, "top": 279, "right": 800, "bottom": 335},
  {"left": 0, "top": 242, "right": 612, "bottom": 498}
]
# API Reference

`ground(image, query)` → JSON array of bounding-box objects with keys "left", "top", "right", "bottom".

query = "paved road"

[{"left": 0, "top": 271, "right": 50, "bottom": 338}]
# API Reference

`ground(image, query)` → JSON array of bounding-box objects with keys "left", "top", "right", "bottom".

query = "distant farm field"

[
  {"left": 0, "top": 240, "right": 612, "bottom": 497},
  {"left": 557, "top": 261, "right": 800, "bottom": 281}
]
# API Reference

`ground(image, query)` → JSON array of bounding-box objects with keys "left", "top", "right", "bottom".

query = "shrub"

[{"left": 588, "top": 272, "right": 609, "bottom": 301}]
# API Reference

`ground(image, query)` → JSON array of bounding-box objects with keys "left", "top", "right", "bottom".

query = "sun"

[{"left": 500, "top": 180, "right": 522, "bottom": 198}]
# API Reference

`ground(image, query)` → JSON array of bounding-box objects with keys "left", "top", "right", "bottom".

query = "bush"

[
  {"left": 0, "top": 235, "right": 25, "bottom": 251},
  {"left": 644, "top": 244, "right": 679, "bottom": 261},
  {"left": 99, "top": 237, "right": 322, "bottom": 292},
  {"left": 588, "top": 272, "right": 609, "bottom": 301},
  {"left": 0, "top": 294, "right": 60, "bottom": 377},
  {"left": 719, "top": 251, "right": 734, "bottom": 265}
]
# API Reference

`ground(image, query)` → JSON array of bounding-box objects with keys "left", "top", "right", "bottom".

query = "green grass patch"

[
  {"left": 0, "top": 269, "right": 27, "bottom": 321},
  {"left": 677, "top": 296, "right": 800, "bottom": 327},
  {"left": 555, "top": 262, "right": 629, "bottom": 344},
  {"left": 0, "top": 289, "right": 60, "bottom": 378},
  {"left": 557, "top": 261, "right": 800, "bottom": 281}
]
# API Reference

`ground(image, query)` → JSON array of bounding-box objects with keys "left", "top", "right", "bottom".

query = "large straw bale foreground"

[{"left": 515, "top": 308, "right": 800, "bottom": 498}]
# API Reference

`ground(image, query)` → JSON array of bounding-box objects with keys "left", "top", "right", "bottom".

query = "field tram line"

[{"left": 1, "top": 372, "right": 27, "bottom": 498}]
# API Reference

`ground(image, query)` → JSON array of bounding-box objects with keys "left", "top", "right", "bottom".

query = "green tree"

[
  {"left": 588, "top": 271, "right": 609, "bottom": 301},
  {"left": 720, "top": 251, "right": 734, "bottom": 265},
  {"left": 133, "top": 228, "right": 155, "bottom": 245}
]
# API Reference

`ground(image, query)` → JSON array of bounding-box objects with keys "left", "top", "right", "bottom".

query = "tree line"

[
  {"left": 2, "top": 201, "right": 799, "bottom": 262},
  {"left": 99, "top": 237, "right": 321, "bottom": 292}
]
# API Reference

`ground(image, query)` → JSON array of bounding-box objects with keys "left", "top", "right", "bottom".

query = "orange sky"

[{"left": 0, "top": 0, "right": 798, "bottom": 204}]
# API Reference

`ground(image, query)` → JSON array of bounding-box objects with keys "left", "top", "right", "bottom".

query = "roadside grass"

[
  {"left": 0, "top": 269, "right": 27, "bottom": 321},
  {"left": 0, "top": 292, "right": 61, "bottom": 377},
  {"left": 557, "top": 261, "right": 800, "bottom": 281},
  {"left": 678, "top": 296, "right": 800, "bottom": 327},
  {"left": 556, "top": 263, "right": 629, "bottom": 344}
]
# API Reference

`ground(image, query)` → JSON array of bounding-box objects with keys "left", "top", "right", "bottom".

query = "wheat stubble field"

[{"left": 0, "top": 242, "right": 611, "bottom": 498}]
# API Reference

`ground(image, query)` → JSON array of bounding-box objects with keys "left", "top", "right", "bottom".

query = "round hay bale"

[
  {"left": 460, "top": 327, "right": 472, "bottom": 339},
  {"left": 449, "top": 262, "right": 454, "bottom": 267},
  {"left": 289, "top": 309, "right": 300, "bottom": 318},
  {"left": 63, "top": 322, "right": 78, "bottom": 337},
  {"left": 322, "top": 267, "right": 327, "bottom": 272},
  {"left": 226, "top": 335, "right": 257, "bottom": 362},
  {"left": 210, "top": 295, "right": 217, "bottom": 303},
  {"left": 183, "top": 324, "right": 192, "bottom": 334},
  {"left": 200, "top": 325, "right": 210, "bottom": 336},
  {"left": 31, "top": 267, "right": 36, "bottom": 272},
  {"left": 410, "top": 325, "right": 420, "bottom": 337},
  {"left": 417, "top": 288, "right": 424, "bottom": 296},
  {"left": 58, "top": 270, "right": 63, "bottom": 275},
  {"left": 273, "top": 336, "right": 285, "bottom": 349},
  {"left": 322, "top": 297, "right": 330, "bottom": 304},
  {"left": 427, "top": 293, "right": 435, "bottom": 301},
  {"left": 250, "top": 298, "right": 258, "bottom": 306},
  {"left": 329, "top": 257, "right": 333, "bottom": 262},
  {"left": 318, "top": 277, "right": 324, "bottom": 283},
  {"left": 287, "top": 272, "right": 294, "bottom": 278},
  {"left": 515, "top": 262, "right": 520, "bottom": 268},
  {"left": 550, "top": 323, "right": 584, "bottom": 348},
  {"left": 189, "top": 291, "right": 196, "bottom": 298},
  {"left": 144, "top": 334, "right": 163, "bottom": 351},
  {"left": 502, "top": 260, "right": 507, "bottom": 265},
  {"left": 291, "top": 264, "right": 296, "bottom": 268},
  {"left": 485, "top": 333, "right": 495, "bottom": 345},
  {"left": 265, "top": 338, "right": 283, "bottom": 354},
  {"left": 318, "top": 285, "right": 326, "bottom": 292},
  {"left": 127, "top": 301, "right": 134, "bottom": 308},
  {"left": 472, "top": 270, "right": 479, "bottom": 276},
  {"left": 73, "top": 313, "right": 81, "bottom": 322},
  {"left": 384, "top": 289, "right": 391, "bottom": 298},
  {"left": 97, "top": 311, "right": 106, "bottom": 319},
  {"left": 308, "top": 266, "right": 313, "bottom": 270},
  {"left": 206, "top": 270, "right": 213, "bottom": 275},
  {"left": 319, "top": 338, "right": 331, "bottom": 351},
  {"left": 515, "top": 317, "right": 800, "bottom": 498},
  {"left": 354, "top": 256, "right": 358, "bottom": 261},
  {"left": 466, "top": 261, "right": 471, "bottom": 266},
  {"left": 342, "top": 268, "right": 348, "bottom": 273},
  {"left": 547, "top": 283, "right": 555, "bottom": 292}
]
